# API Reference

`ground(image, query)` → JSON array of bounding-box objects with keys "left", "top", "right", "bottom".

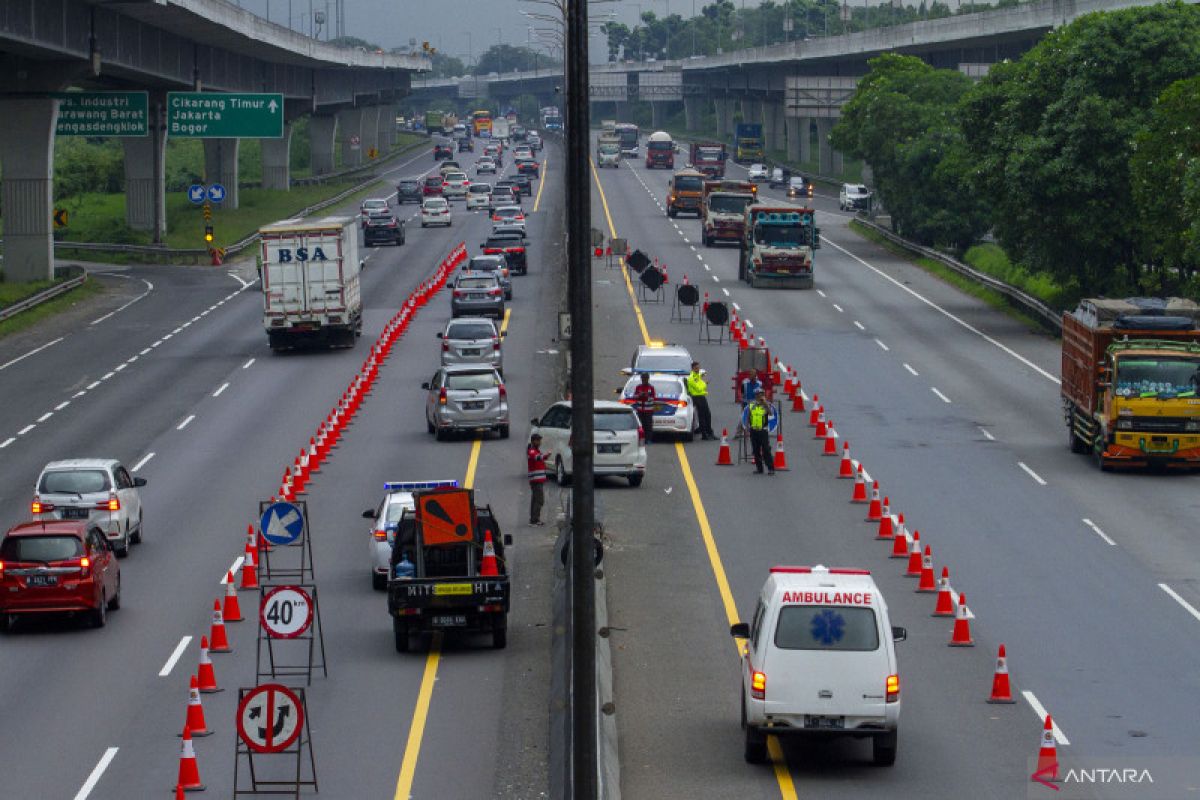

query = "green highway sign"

[
  {"left": 54, "top": 91, "right": 148, "bottom": 137},
  {"left": 166, "top": 92, "right": 284, "bottom": 138}
]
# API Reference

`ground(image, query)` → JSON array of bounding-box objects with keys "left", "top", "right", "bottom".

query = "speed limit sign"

[{"left": 260, "top": 585, "right": 313, "bottom": 639}]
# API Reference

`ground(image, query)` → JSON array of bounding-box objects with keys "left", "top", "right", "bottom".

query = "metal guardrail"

[
  {"left": 0, "top": 265, "right": 88, "bottom": 324},
  {"left": 853, "top": 217, "right": 1063, "bottom": 333}
]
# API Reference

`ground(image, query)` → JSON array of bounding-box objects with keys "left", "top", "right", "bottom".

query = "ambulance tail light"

[
  {"left": 886, "top": 674, "right": 900, "bottom": 703},
  {"left": 751, "top": 670, "right": 767, "bottom": 700}
]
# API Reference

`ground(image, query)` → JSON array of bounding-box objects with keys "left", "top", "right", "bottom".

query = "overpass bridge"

[
  {"left": 410, "top": 0, "right": 1158, "bottom": 177},
  {"left": 0, "top": 0, "right": 429, "bottom": 281}
]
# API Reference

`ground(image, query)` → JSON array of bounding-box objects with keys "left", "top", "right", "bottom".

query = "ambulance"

[{"left": 730, "top": 566, "right": 905, "bottom": 766}]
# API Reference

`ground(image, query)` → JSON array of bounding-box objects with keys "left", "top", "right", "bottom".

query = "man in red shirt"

[
  {"left": 631, "top": 372, "right": 658, "bottom": 444},
  {"left": 527, "top": 433, "right": 549, "bottom": 526}
]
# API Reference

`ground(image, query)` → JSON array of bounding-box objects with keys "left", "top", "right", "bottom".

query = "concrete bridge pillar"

[
  {"left": 359, "top": 106, "right": 380, "bottom": 159},
  {"left": 0, "top": 98, "right": 58, "bottom": 281},
  {"left": 816, "top": 117, "right": 836, "bottom": 177},
  {"left": 376, "top": 104, "right": 395, "bottom": 151},
  {"left": 261, "top": 123, "right": 294, "bottom": 191},
  {"left": 785, "top": 117, "right": 801, "bottom": 162},
  {"left": 310, "top": 114, "right": 337, "bottom": 175},
  {"left": 713, "top": 98, "right": 732, "bottom": 137},
  {"left": 771, "top": 103, "right": 786, "bottom": 157},
  {"left": 337, "top": 107, "right": 364, "bottom": 168},
  {"left": 684, "top": 97, "right": 703, "bottom": 133},
  {"left": 122, "top": 99, "right": 167, "bottom": 237},
  {"left": 650, "top": 101, "right": 665, "bottom": 130},
  {"left": 202, "top": 138, "right": 239, "bottom": 210},
  {"left": 799, "top": 117, "right": 813, "bottom": 164},
  {"left": 761, "top": 102, "right": 782, "bottom": 154},
  {"left": 740, "top": 99, "right": 761, "bottom": 130}
]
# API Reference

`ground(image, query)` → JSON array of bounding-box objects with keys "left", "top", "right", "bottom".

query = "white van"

[{"left": 731, "top": 565, "right": 905, "bottom": 766}]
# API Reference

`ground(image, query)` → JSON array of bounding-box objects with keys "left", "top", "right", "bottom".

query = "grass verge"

[
  {"left": 848, "top": 220, "right": 1046, "bottom": 331},
  {"left": 0, "top": 278, "right": 61, "bottom": 308},
  {"left": 0, "top": 278, "right": 104, "bottom": 339}
]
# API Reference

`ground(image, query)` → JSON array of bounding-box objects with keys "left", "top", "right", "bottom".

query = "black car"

[
  {"left": 512, "top": 173, "right": 533, "bottom": 197},
  {"left": 516, "top": 159, "right": 540, "bottom": 179},
  {"left": 480, "top": 230, "right": 528, "bottom": 275},
  {"left": 457, "top": 138, "right": 474, "bottom": 153},
  {"left": 433, "top": 143, "right": 454, "bottom": 160},
  {"left": 467, "top": 254, "right": 513, "bottom": 300},
  {"left": 396, "top": 179, "right": 423, "bottom": 204},
  {"left": 364, "top": 212, "right": 405, "bottom": 247}
]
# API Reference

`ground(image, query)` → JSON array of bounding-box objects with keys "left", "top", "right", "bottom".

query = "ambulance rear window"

[{"left": 774, "top": 606, "right": 879, "bottom": 651}]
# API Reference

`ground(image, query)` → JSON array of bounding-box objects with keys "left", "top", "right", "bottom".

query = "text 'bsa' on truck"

[
  {"left": 645, "top": 131, "right": 675, "bottom": 169},
  {"left": 689, "top": 142, "right": 727, "bottom": 178},
  {"left": 666, "top": 169, "right": 706, "bottom": 217},
  {"left": 1061, "top": 297, "right": 1200, "bottom": 469},
  {"left": 734, "top": 123, "right": 764, "bottom": 164},
  {"left": 701, "top": 180, "right": 757, "bottom": 247},
  {"left": 259, "top": 216, "right": 363, "bottom": 351},
  {"left": 738, "top": 205, "right": 820, "bottom": 289}
]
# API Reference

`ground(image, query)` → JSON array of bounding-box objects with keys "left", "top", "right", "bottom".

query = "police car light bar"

[
  {"left": 770, "top": 566, "right": 872, "bottom": 575},
  {"left": 384, "top": 480, "right": 459, "bottom": 492}
]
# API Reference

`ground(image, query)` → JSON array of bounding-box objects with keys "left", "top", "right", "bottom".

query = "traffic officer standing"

[
  {"left": 631, "top": 372, "right": 658, "bottom": 443},
  {"left": 747, "top": 390, "right": 776, "bottom": 475},
  {"left": 527, "top": 433, "right": 549, "bottom": 526},
  {"left": 686, "top": 361, "right": 715, "bottom": 440}
]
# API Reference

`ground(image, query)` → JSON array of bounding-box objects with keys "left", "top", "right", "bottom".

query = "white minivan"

[
  {"left": 731, "top": 565, "right": 905, "bottom": 766},
  {"left": 530, "top": 400, "right": 647, "bottom": 487}
]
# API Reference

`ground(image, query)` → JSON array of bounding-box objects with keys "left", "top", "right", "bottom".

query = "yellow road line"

[
  {"left": 500, "top": 307, "right": 512, "bottom": 335},
  {"left": 533, "top": 155, "right": 548, "bottom": 213},
  {"left": 590, "top": 162, "right": 800, "bottom": 800},
  {"left": 392, "top": 438, "right": 483, "bottom": 800}
]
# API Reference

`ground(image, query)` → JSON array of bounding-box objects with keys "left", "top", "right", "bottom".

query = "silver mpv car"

[
  {"left": 423, "top": 365, "right": 510, "bottom": 440},
  {"left": 438, "top": 317, "right": 504, "bottom": 372},
  {"left": 450, "top": 272, "right": 505, "bottom": 319}
]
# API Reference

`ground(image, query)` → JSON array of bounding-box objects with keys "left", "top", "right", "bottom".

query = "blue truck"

[{"left": 734, "top": 123, "right": 764, "bottom": 164}]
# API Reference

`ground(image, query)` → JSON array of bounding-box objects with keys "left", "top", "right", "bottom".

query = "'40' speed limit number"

[{"left": 259, "top": 585, "right": 314, "bottom": 639}]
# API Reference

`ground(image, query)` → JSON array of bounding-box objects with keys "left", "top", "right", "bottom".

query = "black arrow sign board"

[{"left": 237, "top": 683, "right": 303, "bottom": 753}]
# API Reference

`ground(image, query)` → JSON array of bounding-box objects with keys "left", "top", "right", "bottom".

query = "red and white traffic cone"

[
  {"left": 209, "top": 600, "right": 232, "bottom": 654},
  {"left": 890, "top": 515, "right": 911, "bottom": 558},
  {"left": 176, "top": 725, "right": 206, "bottom": 792},
  {"left": 916, "top": 546, "right": 937, "bottom": 592},
  {"left": 480, "top": 531, "right": 500, "bottom": 577},
  {"left": 905, "top": 531, "right": 924, "bottom": 576},
  {"left": 987, "top": 644, "right": 1017, "bottom": 703},
  {"left": 838, "top": 442, "right": 854, "bottom": 477},
  {"left": 307, "top": 437, "right": 320, "bottom": 472},
  {"left": 181, "top": 675, "right": 212, "bottom": 737},
  {"left": 932, "top": 567, "right": 955, "bottom": 616},
  {"left": 791, "top": 388, "right": 806, "bottom": 412},
  {"left": 244, "top": 524, "right": 258, "bottom": 563},
  {"left": 808, "top": 395, "right": 821, "bottom": 426},
  {"left": 222, "top": 571, "right": 242, "bottom": 622},
  {"left": 876, "top": 499, "right": 894, "bottom": 539},
  {"left": 773, "top": 358, "right": 783, "bottom": 386},
  {"left": 949, "top": 593, "right": 975, "bottom": 646},
  {"left": 239, "top": 540, "right": 259, "bottom": 591},
  {"left": 773, "top": 433, "right": 789, "bottom": 471},
  {"left": 823, "top": 422, "right": 839, "bottom": 455},
  {"left": 866, "top": 483, "right": 882, "bottom": 521},
  {"left": 196, "top": 636, "right": 221, "bottom": 693},
  {"left": 716, "top": 429, "right": 733, "bottom": 466},
  {"left": 1034, "top": 716, "right": 1061, "bottom": 783},
  {"left": 813, "top": 408, "right": 827, "bottom": 438},
  {"left": 851, "top": 466, "right": 868, "bottom": 502}
]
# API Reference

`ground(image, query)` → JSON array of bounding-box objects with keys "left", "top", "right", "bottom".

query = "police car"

[
  {"left": 731, "top": 566, "right": 906, "bottom": 766},
  {"left": 619, "top": 374, "right": 695, "bottom": 441},
  {"left": 362, "top": 481, "right": 458, "bottom": 589}
]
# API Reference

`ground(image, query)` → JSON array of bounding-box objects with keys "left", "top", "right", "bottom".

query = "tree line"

[{"left": 832, "top": 2, "right": 1200, "bottom": 299}]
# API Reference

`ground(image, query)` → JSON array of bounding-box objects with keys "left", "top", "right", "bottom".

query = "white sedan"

[
  {"left": 620, "top": 374, "right": 696, "bottom": 441},
  {"left": 747, "top": 163, "right": 769, "bottom": 182},
  {"left": 420, "top": 197, "right": 452, "bottom": 227},
  {"left": 363, "top": 480, "right": 458, "bottom": 589}
]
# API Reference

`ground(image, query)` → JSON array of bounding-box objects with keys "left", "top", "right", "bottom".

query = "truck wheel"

[
  {"left": 872, "top": 731, "right": 898, "bottom": 766},
  {"left": 393, "top": 619, "right": 410, "bottom": 653},
  {"left": 492, "top": 619, "right": 508, "bottom": 649}
]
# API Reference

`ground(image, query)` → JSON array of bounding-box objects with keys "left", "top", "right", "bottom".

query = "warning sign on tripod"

[
  {"left": 256, "top": 584, "right": 327, "bottom": 685},
  {"left": 233, "top": 683, "right": 317, "bottom": 798}
]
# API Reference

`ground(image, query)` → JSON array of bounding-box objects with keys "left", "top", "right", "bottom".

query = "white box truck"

[
  {"left": 491, "top": 117, "right": 511, "bottom": 143},
  {"left": 259, "top": 216, "right": 363, "bottom": 351}
]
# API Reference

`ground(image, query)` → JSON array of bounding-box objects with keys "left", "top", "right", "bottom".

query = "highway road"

[
  {"left": 587, "top": 149, "right": 1200, "bottom": 798},
  {"left": 0, "top": 138, "right": 563, "bottom": 798}
]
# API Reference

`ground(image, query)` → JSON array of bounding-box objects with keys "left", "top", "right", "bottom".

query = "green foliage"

[
  {"left": 963, "top": 243, "right": 1073, "bottom": 308},
  {"left": 428, "top": 52, "right": 467, "bottom": 78},
  {"left": 54, "top": 138, "right": 124, "bottom": 200},
  {"left": 960, "top": 1, "right": 1200, "bottom": 295},
  {"left": 833, "top": 53, "right": 987, "bottom": 248},
  {"left": 473, "top": 45, "right": 560, "bottom": 76}
]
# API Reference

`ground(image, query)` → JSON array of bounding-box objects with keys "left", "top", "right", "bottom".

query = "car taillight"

[
  {"left": 31, "top": 496, "right": 52, "bottom": 514},
  {"left": 493, "top": 339, "right": 501, "bottom": 351},
  {"left": 79, "top": 556, "right": 91, "bottom": 570},
  {"left": 388, "top": 220, "right": 398, "bottom": 228},
  {"left": 886, "top": 674, "right": 900, "bottom": 703},
  {"left": 453, "top": 289, "right": 465, "bottom": 298},
  {"left": 637, "top": 426, "right": 646, "bottom": 445},
  {"left": 373, "top": 529, "right": 388, "bottom": 541},
  {"left": 442, "top": 341, "right": 449, "bottom": 352},
  {"left": 498, "top": 384, "right": 507, "bottom": 400},
  {"left": 488, "top": 288, "right": 502, "bottom": 297},
  {"left": 438, "top": 388, "right": 448, "bottom": 405},
  {"left": 96, "top": 493, "right": 120, "bottom": 512},
  {"left": 751, "top": 670, "right": 767, "bottom": 700},
  {"left": 483, "top": 248, "right": 500, "bottom": 255}
]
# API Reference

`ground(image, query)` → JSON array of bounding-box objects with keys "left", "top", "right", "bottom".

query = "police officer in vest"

[
  {"left": 747, "top": 390, "right": 776, "bottom": 475},
  {"left": 686, "top": 361, "right": 715, "bottom": 440},
  {"left": 631, "top": 372, "right": 658, "bottom": 443},
  {"left": 527, "top": 434, "right": 549, "bottom": 525}
]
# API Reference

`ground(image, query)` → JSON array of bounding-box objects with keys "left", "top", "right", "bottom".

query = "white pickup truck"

[{"left": 259, "top": 216, "right": 363, "bottom": 351}]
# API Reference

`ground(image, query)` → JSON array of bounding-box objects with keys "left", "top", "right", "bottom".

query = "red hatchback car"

[
  {"left": 423, "top": 176, "right": 445, "bottom": 196},
  {"left": 0, "top": 520, "right": 121, "bottom": 630}
]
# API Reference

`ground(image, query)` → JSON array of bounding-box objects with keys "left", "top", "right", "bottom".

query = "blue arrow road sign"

[
  {"left": 260, "top": 501, "right": 305, "bottom": 546},
  {"left": 207, "top": 183, "right": 227, "bottom": 203},
  {"left": 187, "top": 184, "right": 206, "bottom": 204}
]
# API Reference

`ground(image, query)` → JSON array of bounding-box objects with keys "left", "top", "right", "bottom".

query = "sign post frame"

[
  {"left": 257, "top": 499, "right": 316, "bottom": 583},
  {"left": 233, "top": 684, "right": 318, "bottom": 799},
  {"left": 255, "top": 582, "right": 328, "bottom": 686}
]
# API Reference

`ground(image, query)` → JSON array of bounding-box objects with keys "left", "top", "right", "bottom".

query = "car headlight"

[{"left": 1116, "top": 419, "right": 1134, "bottom": 430}]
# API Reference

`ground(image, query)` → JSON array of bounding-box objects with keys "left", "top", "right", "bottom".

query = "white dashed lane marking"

[
  {"left": 1017, "top": 461, "right": 1047, "bottom": 486},
  {"left": 176, "top": 415, "right": 196, "bottom": 431},
  {"left": 1082, "top": 518, "right": 1116, "bottom": 546},
  {"left": 930, "top": 387, "right": 952, "bottom": 403}
]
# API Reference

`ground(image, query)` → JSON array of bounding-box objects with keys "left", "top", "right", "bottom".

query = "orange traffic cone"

[
  {"left": 222, "top": 572, "right": 242, "bottom": 622},
  {"left": 239, "top": 540, "right": 259, "bottom": 591},
  {"left": 1034, "top": 716, "right": 1060, "bottom": 783},
  {"left": 791, "top": 390, "right": 805, "bottom": 412},
  {"left": 808, "top": 396, "right": 821, "bottom": 426},
  {"left": 773, "top": 433, "right": 789, "bottom": 471},
  {"left": 932, "top": 567, "right": 955, "bottom": 616},
  {"left": 772, "top": 358, "right": 782, "bottom": 386},
  {"left": 813, "top": 408, "right": 827, "bottom": 438},
  {"left": 905, "top": 531, "right": 924, "bottom": 576},
  {"left": 822, "top": 422, "right": 838, "bottom": 455},
  {"left": 915, "top": 546, "right": 936, "bottom": 592},
  {"left": 244, "top": 524, "right": 258, "bottom": 564},
  {"left": 987, "top": 644, "right": 1017, "bottom": 703},
  {"left": 838, "top": 442, "right": 854, "bottom": 477},
  {"left": 876, "top": 501, "right": 895, "bottom": 540},
  {"left": 176, "top": 781, "right": 186, "bottom": 800},
  {"left": 196, "top": 636, "right": 221, "bottom": 693},
  {"left": 949, "top": 593, "right": 975, "bottom": 646},
  {"left": 866, "top": 483, "right": 882, "bottom": 521},
  {"left": 182, "top": 676, "right": 212, "bottom": 737},
  {"left": 890, "top": 515, "right": 910, "bottom": 557},
  {"left": 851, "top": 466, "right": 868, "bottom": 502},
  {"left": 480, "top": 530, "right": 500, "bottom": 577},
  {"left": 209, "top": 600, "right": 232, "bottom": 653},
  {"left": 716, "top": 429, "right": 733, "bottom": 466},
  {"left": 176, "top": 725, "right": 206, "bottom": 792}
]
